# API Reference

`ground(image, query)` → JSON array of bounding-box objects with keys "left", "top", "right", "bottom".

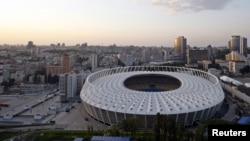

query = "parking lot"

[{"left": 0, "top": 91, "right": 108, "bottom": 131}]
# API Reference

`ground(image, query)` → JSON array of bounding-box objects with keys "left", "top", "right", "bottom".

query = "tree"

[
  {"left": 1, "top": 81, "right": 10, "bottom": 92},
  {"left": 206, "top": 118, "right": 235, "bottom": 125},
  {"left": 118, "top": 59, "right": 125, "bottom": 67},
  {"left": 176, "top": 124, "right": 187, "bottom": 141},
  {"left": 119, "top": 117, "right": 141, "bottom": 137},
  {"left": 240, "top": 66, "right": 250, "bottom": 74},
  {"left": 215, "top": 48, "right": 230, "bottom": 59},
  {"left": 24, "top": 74, "right": 31, "bottom": 83},
  {"left": 194, "top": 124, "right": 206, "bottom": 141},
  {"left": 153, "top": 113, "right": 161, "bottom": 141},
  {"left": 47, "top": 73, "right": 52, "bottom": 84},
  {"left": 208, "top": 57, "right": 221, "bottom": 70},
  {"left": 184, "top": 130, "right": 194, "bottom": 141},
  {"left": 164, "top": 116, "right": 176, "bottom": 141},
  {"left": 36, "top": 68, "right": 46, "bottom": 75},
  {"left": 153, "top": 113, "right": 177, "bottom": 141},
  {"left": 9, "top": 78, "right": 15, "bottom": 85},
  {"left": 1, "top": 81, "right": 9, "bottom": 87},
  {"left": 86, "top": 125, "right": 94, "bottom": 139},
  {"left": 34, "top": 74, "right": 38, "bottom": 84},
  {"left": 128, "top": 116, "right": 141, "bottom": 135},
  {"left": 52, "top": 75, "right": 59, "bottom": 84},
  {"left": 106, "top": 125, "right": 120, "bottom": 136},
  {"left": 46, "top": 73, "right": 59, "bottom": 84}
]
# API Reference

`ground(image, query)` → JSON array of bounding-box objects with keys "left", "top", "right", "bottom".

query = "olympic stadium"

[{"left": 80, "top": 66, "right": 225, "bottom": 128}]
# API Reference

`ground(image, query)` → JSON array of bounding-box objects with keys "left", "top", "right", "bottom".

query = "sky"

[{"left": 0, "top": 0, "right": 249, "bottom": 47}]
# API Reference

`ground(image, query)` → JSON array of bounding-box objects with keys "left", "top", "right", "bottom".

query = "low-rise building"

[
  {"left": 226, "top": 51, "right": 246, "bottom": 61},
  {"left": 187, "top": 48, "right": 209, "bottom": 64},
  {"left": 228, "top": 61, "right": 246, "bottom": 73},
  {"left": 208, "top": 68, "right": 222, "bottom": 77}
]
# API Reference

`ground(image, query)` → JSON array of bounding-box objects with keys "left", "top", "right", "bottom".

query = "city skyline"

[{"left": 0, "top": 0, "right": 250, "bottom": 47}]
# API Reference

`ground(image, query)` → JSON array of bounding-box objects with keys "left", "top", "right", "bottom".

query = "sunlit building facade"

[
  {"left": 228, "top": 35, "right": 247, "bottom": 56},
  {"left": 46, "top": 53, "right": 72, "bottom": 75},
  {"left": 174, "top": 36, "right": 187, "bottom": 60}
]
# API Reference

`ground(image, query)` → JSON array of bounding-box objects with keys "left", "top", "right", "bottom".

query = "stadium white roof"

[{"left": 81, "top": 71, "right": 224, "bottom": 115}]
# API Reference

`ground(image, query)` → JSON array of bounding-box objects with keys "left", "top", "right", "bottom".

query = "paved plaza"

[{"left": 0, "top": 91, "right": 108, "bottom": 131}]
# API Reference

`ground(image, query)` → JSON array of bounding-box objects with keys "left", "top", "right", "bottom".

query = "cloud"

[{"left": 152, "top": 0, "right": 232, "bottom": 13}]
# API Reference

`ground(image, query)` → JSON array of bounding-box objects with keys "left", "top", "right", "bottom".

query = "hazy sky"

[{"left": 0, "top": 0, "right": 249, "bottom": 47}]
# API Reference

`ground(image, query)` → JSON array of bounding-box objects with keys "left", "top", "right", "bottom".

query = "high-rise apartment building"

[
  {"left": 59, "top": 74, "right": 67, "bottom": 96},
  {"left": 174, "top": 36, "right": 187, "bottom": 60},
  {"left": 59, "top": 70, "right": 91, "bottom": 101},
  {"left": 228, "top": 35, "right": 247, "bottom": 56},
  {"left": 59, "top": 72, "right": 77, "bottom": 99},
  {"left": 141, "top": 49, "right": 150, "bottom": 63},
  {"left": 46, "top": 53, "right": 72, "bottom": 75},
  {"left": 67, "top": 72, "right": 77, "bottom": 99},
  {"left": 207, "top": 45, "right": 213, "bottom": 60},
  {"left": 62, "top": 53, "right": 71, "bottom": 73},
  {"left": 91, "top": 54, "right": 98, "bottom": 72}
]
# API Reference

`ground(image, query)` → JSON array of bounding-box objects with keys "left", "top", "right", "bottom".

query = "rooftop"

[{"left": 81, "top": 66, "right": 225, "bottom": 115}]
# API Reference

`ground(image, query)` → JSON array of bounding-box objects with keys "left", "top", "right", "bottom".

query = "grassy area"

[
  {"left": 0, "top": 130, "right": 155, "bottom": 141},
  {"left": 27, "top": 130, "right": 104, "bottom": 141},
  {"left": 1, "top": 118, "right": 231, "bottom": 141},
  {"left": 0, "top": 131, "right": 26, "bottom": 141}
]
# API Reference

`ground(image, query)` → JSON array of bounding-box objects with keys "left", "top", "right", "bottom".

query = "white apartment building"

[
  {"left": 225, "top": 51, "right": 248, "bottom": 74},
  {"left": 59, "top": 70, "right": 91, "bottom": 100},
  {"left": 91, "top": 54, "right": 98, "bottom": 71},
  {"left": 59, "top": 74, "right": 67, "bottom": 96},
  {"left": 67, "top": 72, "right": 77, "bottom": 99},
  {"left": 15, "top": 70, "right": 25, "bottom": 83},
  {"left": 142, "top": 49, "right": 150, "bottom": 63}
]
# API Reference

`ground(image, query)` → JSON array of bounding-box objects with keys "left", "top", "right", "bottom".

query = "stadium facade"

[{"left": 80, "top": 66, "right": 225, "bottom": 128}]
